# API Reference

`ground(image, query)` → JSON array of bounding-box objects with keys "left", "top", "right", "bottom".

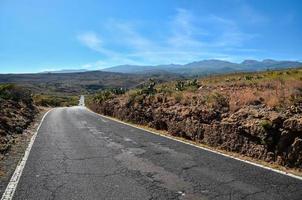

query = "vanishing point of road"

[{"left": 5, "top": 98, "right": 302, "bottom": 199}]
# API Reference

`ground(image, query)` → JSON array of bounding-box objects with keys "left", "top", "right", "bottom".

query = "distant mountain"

[
  {"left": 41, "top": 69, "right": 89, "bottom": 74},
  {"left": 2, "top": 59, "right": 301, "bottom": 95},
  {"left": 103, "top": 59, "right": 302, "bottom": 75},
  {"left": 240, "top": 59, "right": 302, "bottom": 71}
]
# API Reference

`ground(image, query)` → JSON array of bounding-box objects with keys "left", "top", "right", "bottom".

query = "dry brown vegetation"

[
  {"left": 88, "top": 68, "right": 302, "bottom": 169},
  {"left": 0, "top": 84, "right": 37, "bottom": 154}
]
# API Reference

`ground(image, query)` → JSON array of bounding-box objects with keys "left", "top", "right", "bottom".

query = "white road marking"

[
  {"left": 86, "top": 108, "right": 302, "bottom": 181},
  {"left": 123, "top": 137, "right": 137, "bottom": 144},
  {"left": 1, "top": 109, "right": 54, "bottom": 200},
  {"left": 99, "top": 117, "right": 108, "bottom": 123}
]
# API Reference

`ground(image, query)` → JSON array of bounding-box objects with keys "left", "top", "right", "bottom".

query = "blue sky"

[{"left": 0, "top": 0, "right": 301, "bottom": 73}]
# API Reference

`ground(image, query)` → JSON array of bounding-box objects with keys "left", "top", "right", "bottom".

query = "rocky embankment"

[
  {"left": 88, "top": 70, "right": 302, "bottom": 169},
  {"left": 89, "top": 98, "right": 302, "bottom": 169},
  {"left": 0, "top": 84, "right": 37, "bottom": 155}
]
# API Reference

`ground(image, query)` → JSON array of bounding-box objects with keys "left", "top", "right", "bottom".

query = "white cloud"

[
  {"left": 168, "top": 8, "right": 206, "bottom": 50},
  {"left": 77, "top": 31, "right": 139, "bottom": 65},
  {"left": 208, "top": 15, "right": 256, "bottom": 47},
  {"left": 77, "top": 8, "right": 259, "bottom": 68},
  {"left": 77, "top": 32, "right": 102, "bottom": 51}
]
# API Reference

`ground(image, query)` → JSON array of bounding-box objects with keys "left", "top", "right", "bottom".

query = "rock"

[
  {"left": 287, "top": 137, "right": 302, "bottom": 167},
  {"left": 283, "top": 117, "right": 302, "bottom": 132},
  {"left": 268, "top": 112, "right": 284, "bottom": 125},
  {"left": 15, "top": 126, "right": 23, "bottom": 134}
]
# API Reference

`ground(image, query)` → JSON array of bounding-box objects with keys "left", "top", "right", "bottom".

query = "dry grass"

[
  {"left": 150, "top": 68, "right": 302, "bottom": 111},
  {"left": 226, "top": 79, "right": 302, "bottom": 110}
]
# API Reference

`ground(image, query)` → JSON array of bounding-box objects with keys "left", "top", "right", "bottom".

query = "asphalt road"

[
  {"left": 79, "top": 95, "right": 85, "bottom": 107},
  {"left": 12, "top": 107, "right": 302, "bottom": 200}
]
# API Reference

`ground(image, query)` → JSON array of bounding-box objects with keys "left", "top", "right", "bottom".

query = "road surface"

[
  {"left": 10, "top": 107, "right": 302, "bottom": 199},
  {"left": 79, "top": 95, "right": 85, "bottom": 106}
]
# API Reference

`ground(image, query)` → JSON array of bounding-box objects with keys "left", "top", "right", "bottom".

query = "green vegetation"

[
  {"left": 33, "top": 94, "right": 79, "bottom": 107},
  {"left": 260, "top": 120, "right": 273, "bottom": 130},
  {"left": 175, "top": 79, "right": 199, "bottom": 91},
  {"left": 0, "top": 84, "right": 31, "bottom": 103},
  {"left": 89, "top": 88, "right": 127, "bottom": 104},
  {"left": 139, "top": 79, "right": 157, "bottom": 95},
  {"left": 92, "top": 91, "right": 115, "bottom": 104},
  {"left": 0, "top": 84, "right": 80, "bottom": 107},
  {"left": 201, "top": 67, "right": 302, "bottom": 86}
]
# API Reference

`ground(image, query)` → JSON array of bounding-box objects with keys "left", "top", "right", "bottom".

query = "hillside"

[
  {"left": 0, "top": 84, "right": 37, "bottom": 154},
  {"left": 103, "top": 59, "right": 302, "bottom": 75},
  {"left": 87, "top": 68, "right": 302, "bottom": 169},
  {"left": 0, "top": 71, "right": 184, "bottom": 95}
]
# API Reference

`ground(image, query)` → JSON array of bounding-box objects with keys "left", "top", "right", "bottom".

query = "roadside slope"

[
  {"left": 0, "top": 84, "right": 37, "bottom": 154},
  {"left": 87, "top": 68, "right": 302, "bottom": 170},
  {"left": 0, "top": 84, "right": 45, "bottom": 196}
]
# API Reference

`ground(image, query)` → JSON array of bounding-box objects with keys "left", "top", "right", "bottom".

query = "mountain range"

[
  {"left": 102, "top": 59, "right": 302, "bottom": 75},
  {"left": 1, "top": 59, "right": 301, "bottom": 95},
  {"left": 38, "top": 59, "right": 302, "bottom": 76}
]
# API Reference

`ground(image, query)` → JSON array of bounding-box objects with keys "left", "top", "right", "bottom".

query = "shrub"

[
  {"left": 244, "top": 75, "right": 253, "bottom": 81},
  {"left": 109, "top": 87, "right": 127, "bottom": 95},
  {"left": 175, "top": 80, "right": 185, "bottom": 91},
  {"left": 290, "top": 87, "right": 302, "bottom": 104},
  {"left": 204, "top": 92, "right": 229, "bottom": 110},
  {"left": 175, "top": 79, "right": 199, "bottom": 91},
  {"left": 260, "top": 120, "right": 272, "bottom": 130},
  {"left": 173, "top": 92, "right": 184, "bottom": 103},
  {"left": 33, "top": 94, "right": 78, "bottom": 107},
  {"left": 93, "top": 90, "right": 115, "bottom": 104},
  {"left": 0, "top": 84, "right": 31, "bottom": 103},
  {"left": 187, "top": 79, "right": 198, "bottom": 87},
  {"left": 139, "top": 79, "right": 156, "bottom": 95}
]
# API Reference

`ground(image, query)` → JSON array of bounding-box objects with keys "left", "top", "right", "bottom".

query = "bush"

[
  {"left": 175, "top": 80, "right": 185, "bottom": 91},
  {"left": 244, "top": 75, "right": 253, "bottom": 81},
  {"left": 260, "top": 120, "right": 272, "bottom": 130},
  {"left": 175, "top": 79, "right": 199, "bottom": 91},
  {"left": 204, "top": 92, "right": 229, "bottom": 110},
  {"left": 139, "top": 79, "right": 156, "bottom": 95},
  {"left": 290, "top": 87, "right": 302, "bottom": 104},
  {"left": 93, "top": 91, "right": 114, "bottom": 104},
  {"left": 0, "top": 84, "right": 32, "bottom": 103},
  {"left": 33, "top": 95, "right": 78, "bottom": 107},
  {"left": 109, "top": 87, "right": 127, "bottom": 95},
  {"left": 173, "top": 92, "right": 184, "bottom": 103}
]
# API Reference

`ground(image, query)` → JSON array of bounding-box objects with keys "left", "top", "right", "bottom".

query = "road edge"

[
  {"left": 86, "top": 107, "right": 302, "bottom": 181},
  {"left": 1, "top": 109, "right": 54, "bottom": 200}
]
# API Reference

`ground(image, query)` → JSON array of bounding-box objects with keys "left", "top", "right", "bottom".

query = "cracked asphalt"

[{"left": 13, "top": 107, "right": 302, "bottom": 200}]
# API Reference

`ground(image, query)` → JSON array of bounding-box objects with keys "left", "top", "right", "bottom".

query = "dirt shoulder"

[{"left": 0, "top": 107, "right": 50, "bottom": 196}]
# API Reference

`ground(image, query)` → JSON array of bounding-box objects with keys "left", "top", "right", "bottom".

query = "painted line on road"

[
  {"left": 86, "top": 108, "right": 302, "bottom": 181},
  {"left": 99, "top": 118, "right": 108, "bottom": 123},
  {"left": 1, "top": 109, "right": 54, "bottom": 200}
]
